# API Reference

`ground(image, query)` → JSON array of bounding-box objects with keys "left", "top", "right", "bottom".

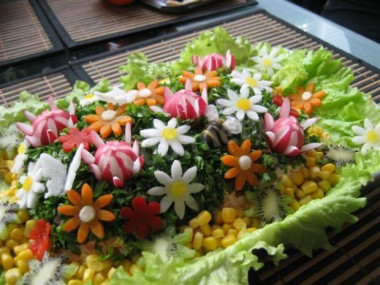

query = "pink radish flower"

[
  {"left": 192, "top": 50, "right": 235, "bottom": 71},
  {"left": 16, "top": 97, "right": 77, "bottom": 147},
  {"left": 81, "top": 123, "right": 144, "bottom": 187},
  {"left": 264, "top": 98, "right": 321, "bottom": 156},
  {"left": 163, "top": 80, "right": 208, "bottom": 120}
]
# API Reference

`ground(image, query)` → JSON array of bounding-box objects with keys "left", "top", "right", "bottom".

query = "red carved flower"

[
  {"left": 30, "top": 220, "right": 51, "bottom": 260},
  {"left": 120, "top": 196, "right": 163, "bottom": 239},
  {"left": 58, "top": 127, "right": 93, "bottom": 152}
]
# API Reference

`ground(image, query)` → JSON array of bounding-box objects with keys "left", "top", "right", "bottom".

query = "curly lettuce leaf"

[
  {"left": 171, "top": 27, "right": 253, "bottom": 75},
  {"left": 119, "top": 53, "right": 171, "bottom": 90}
]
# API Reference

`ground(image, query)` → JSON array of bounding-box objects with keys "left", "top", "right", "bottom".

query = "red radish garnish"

[
  {"left": 16, "top": 97, "right": 77, "bottom": 147},
  {"left": 163, "top": 82, "right": 208, "bottom": 120},
  {"left": 81, "top": 123, "right": 144, "bottom": 187},
  {"left": 192, "top": 50, "right": 235, "bottom": 71},
  {"left": 264, "top": 98, "right": 321, "bottom": 156}
]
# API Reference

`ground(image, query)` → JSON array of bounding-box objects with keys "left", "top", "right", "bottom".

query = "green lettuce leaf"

[{"left": 171, "top": 27, "right": 253, "bottom": 75}]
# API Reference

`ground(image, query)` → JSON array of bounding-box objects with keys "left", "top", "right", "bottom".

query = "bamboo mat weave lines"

[
  {"left": 0, "top": 73, "right": 72, "bottom": 106},
  {"left": 44, "top": 0, "right": 247, "bottom": 44},
  {"left": 82, "top": 13, "right": 380, "bottom": 102},
  {"left": 0, "top": 0, "right": 53, "bottom": 63}
]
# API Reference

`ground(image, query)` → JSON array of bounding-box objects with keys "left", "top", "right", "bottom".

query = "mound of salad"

[{"left": 0, "top": 28, "right": 379, "bottom": 285}]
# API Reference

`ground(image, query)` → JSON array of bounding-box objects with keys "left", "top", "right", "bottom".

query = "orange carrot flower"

[
  {"left": 85, "top": 103, "right": 133, "bottom": 139},
  {"left": 289, "top": 83, "right": 325, "bottom": 115},
  {"left": 134, "top": 79, "right": 165, "bottom": 106},
  {"left": 57, "top": 183, "right": 115, "bottom": 244},
  {"left": 221, "top": 139, "right": 265, "bottom": 191},
  {"left": 179, "top": 67, "right": 221, "bottom": 92}
]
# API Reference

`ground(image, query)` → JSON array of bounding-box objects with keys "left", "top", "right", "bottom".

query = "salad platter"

[{"left": 0, "top": 27, "right": 379, "bottom": 285}]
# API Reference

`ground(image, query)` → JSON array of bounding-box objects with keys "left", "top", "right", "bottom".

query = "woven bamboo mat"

[
  {"left": 78, "top": 11, "right": 380, "bottom": 284},
  {"left": 0, "top": 0, "right": 58, "bottom": 65},
  {"left": 39, "top": 0, "right": 253, "bottom": 47},
  {"left": 0, "top": 71, "right": 73, "bottom": 106},
  {"left": 81, "top": 12, "right": 380, "bottom": 103}
]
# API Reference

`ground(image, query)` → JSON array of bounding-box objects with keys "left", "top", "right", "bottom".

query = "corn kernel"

[
  {"left": 322, "top": 163, "right": 335, "bottom": 173},
  {"left": 24, "top": 220, "right": 36, "bottom": 238},
  {"left": 199, "top": 224, "right": 212, "bottom": 236},
  {"left": 234, "top": 208, "right": 244, "bottom": 218},
  {"left": 285, "top": 187, "right": 295, "bottom": 198},
  {"left": 68, "top": 280, "right": 83, "bottom": 285},
  {"left": 232, "top": 218, "right": 246, "bottom": 231},
  {"left": 121, "top": 260, "right": 131, "bottom": 272},
  {"left": 192, "top": 232, "right": 203, "bottom": 250},
  {"left": 221, "top": 234, "right": 237, "bottom": 248},
  {"left": 107, "top": 267, "right": 116, "bottom": 279},
  {"left": 296, "top": 189, "right": 305, "bottom": 199},
  {"left": 16, "top": 249, "right": 33, "bottom": 262},
  {"left": 301, "top": 181, "right": 318, "bottom": 194},
  {"left": 4, "top": 268, "right": 21, "bottom": 285},
  {"left": 102, "top": 260, "right": 112, "bottom": 272},
  {"left": 247, "top": 227, "right": 257, "bottom": 233},
  {"left": 7, "top": 224, "right": 18, "bottom": 231},
  {"left": 197, "top": 211, "right": 212, "bottom": 226},
  {"left": 318, "top": 180, "right": 331, "bottom": 192},
  {"left": 314, "top": 151, "right": 324, "bottom": 160},
  {"left": 311, "top": 188, "right": 324, "bottom": 199},
  {"left": 301, "top": 167, "right": 310, "bottom": 178},
  {"left": 237, "top": 229, "right": 247, "bottom": 240},
  {"left": 299, "top": 195, "right": 312, "bottom": 205},
  {"left": 93, "top": 272, "right": 107, "bottom": 285},
  {"left": 222, "top": 224, "right": 231, "bottom": 234},
  {"left": 13, "top": 243, "right": 29, "bottom": 255},
  {"left": 213, "top": 210, "right": 223, "bottom": 225},
  {"left": 75, "top": 265, "right": 87, "bottom": 279},
  {"left": 310, "top": 166, "right": 321, "bottom": 179},
  {"left": 291, "top": 171, "right": 304, "bottom": 186},
  {"left": 129, "top": 264, "right": 141, "bottom": 275},
  {"left": 1, "top": 252, "right": 14, "bottom": 270},
  {"left": 242, "top": 217, "right": 250, "bottom": 225},
  {"left": 9, "top": 228, "right": 24, "bottom": 241},
  {"left": 0, "top": 247, "right": 10, "bottom": 255},
  {"left": 88, "top": 260, "right": 104, "bottom": 272},
  {"left": 16, "top": 259, "right": 29, "bottom": 273},
  {"left": 221, "top": 208, "right": 236, "bottom": 224},
  {"left": 83, "top": 268, "right": 95, "bottom": 281},
  {"left": 6, "top": 239, "right": 19, "bottom": 249},
  {"left": 17, "top": 210, "right": 29, "bottom": 223},
  {"left": 319, "top": 171, "right": 330, "bottom": 180},
  {"left": 189, "top": 218, "right": 199, "bottom": 229},
  {"left": 212, "top": 229, "right": 225, "bottom": 239},
  {"left": 211, "top": 225, "right": 221, "bottom": 230},
  {"left": 227, "top": 229, "right": 238, "bottom": 237},
  {"left": 290, "top": 200, "right": 301, "bottom": 210},
  {"left": 328, "top": 173, "right": 340, "bottom": 186},
  {"left": 281, "top": 175, "right": 293, "bottom": 188},
  {"left": 183, "top": 227, "right": 194, "bottom": 241},
  {"left": 202, "top": 237, "right": 219, "bottom": 251},
  {"left": 306, "top": 157, "right": 316, "bottom": 168}
]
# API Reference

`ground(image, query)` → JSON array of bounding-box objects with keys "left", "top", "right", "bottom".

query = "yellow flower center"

[
  {"left": 262, "top": 58, "right": 272, "bottom": 67},
  {"left": 18, "top": 143, "right": 26, "bottom": 155},
  {"left": 79, "top": 205, "right": 96, "bottom": 223},
  {"left": 84, "top": 94, "right": 95, "bottom": 100},
  {"left": 170, "top": 181, "right": 187, "bottom": 198},
  {"left": 366, "top": 130, "right": 379, "bottom": 143},
  {"left": 101, "top": 110, "right": 117, "bottom": 121},
  {"left": 245, "top": 77, "right": 258, "bottom": 87},
  {"left": 162, "top": 128, "right": 178, "bottom": 140},
  {"left": 236, "top": 98, "right": 251, "bottom": 111},
  {"left": 23, "top": 177, "right": 33, "bottom": 192}
]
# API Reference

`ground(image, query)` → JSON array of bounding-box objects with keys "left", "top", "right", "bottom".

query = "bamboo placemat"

[
  {"left": 0, "top": 71, "right": 74, "bottom": 107},
  {"left": 80, "top": 12, "right": 380, "bottom": 103},
  {"left": 39, "top": 0, "right": 255, "bottom": 47},
  {"left": 0, "top": 0, "right": 60, "bottom": 65},
  {"left": 78, "top": 11, "right": 380, "bottom": 284}
]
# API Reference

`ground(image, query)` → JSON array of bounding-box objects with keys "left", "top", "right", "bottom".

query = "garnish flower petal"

[
  {"left": 179, "top": 67, "right": 221, "bottom": 92},
  {"left": 147, "top": 160, "right": 205, "bottom": 219},
  {"left": 252, "top": 47, "right": 284, "bottom": 76},
  {"left": 230, "top": 69, "right": 272, "bottom": 94},
  {"left": 58, "top": 127, "right": 93, "bottom": 152},
  {"left": 352, "top": 118, "right": 380, "bottom": 154},
  {"left": 289, "top": 82, "right": 325, "bottom": 115}
]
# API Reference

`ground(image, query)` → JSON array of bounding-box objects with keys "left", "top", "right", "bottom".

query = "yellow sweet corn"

[
  {"left": 16, "top": 249, "right": 33, "bottom": 262},
  {"left": 4, "top": 268, "right": 21, "bottom": 285},
  {"left": 221, "top": 208, "right": 236, "bottom": 224},
  {"left": 199, "top": 224, "right": 212, "bottom": 236},
  {"left": 67, "top": 280, "right": 83, "bottom": 285},
  {"left": 16, "top": 259, "right": 29, "bottom": 274},
  {"left": 281, "top": 175, "right": 294, "bottom": 188},
  {"left": 129, "top": 264, "right": 141, "bottom": 275},
  {"left": 318, "top": 171, "right": 330, "bottom": 180},
  {"left": 93, "top": 272, "right": 107, "bottom": 285},
  {"left": 311, "top": 189, "right": 324, "bottom": 199},
  {"left": 211, "top": 228, "right": 225, "bottom": 239},
  {"left": 232, "top": 218, "right": 246, "bottom": 231},
  {"left": 192, "top": 232, "right": 203, "bottom": 250},
  {"left": 197, "top": 211, "right": 212, "bottom": 226},
  {"left": 24, "top": 220, "right": 36, "bottom": 238},
  {"left": 9, "top": 228, "right": 24, "bottom": 241},
  {"left": 75, "top": 265, "right": 87, "bottom": 279},
  {"left": 221, "top": 234, "right": 237, "bottom": 248},
  {"left": 83, "top": 268, "right": 95, "bottom": 281},
  {"left": 107, "top": 267, "right": 116, "bottom": 279},
  {"left": 189, "top": 218, "right": 199, "bottom": 229},
  {"left": 227, "top": 229, "right": 238, "bottom": 237},
  {"left": 318, "top": 180, "right": 331, "bottom": 192},
  {"left": 13, "top": 243, "right": 29, "bottom": 256},
  {"left": 301, "top": 181, "right": 318, "bottom": 194},
  {"left": 222, "top": 224, "right": 231, "bottom": 234},
  {"left": 291, "top": 171, "right": 304, "bottom": 186},
  {"left": 213, "top": 210, "right": 223, "bottom": 225},
  {"left": 306, "top": 157, "right": 316, "bottom": 168},
  {"left": 321, "top": 163, "right": 335, "bottom": 173},
  {"left": 296, "top": 189, "right": 305, "bottom": 199},
  {"left": 202, "top": 237, "right": 219, "bottom": 251},
  {"left": 1, "top": 252, "right": 14, "bottom": 270},
  {"left": 5, "top": 239, "right": 19, "bottom": 249},
  {"left": 234, "top": 208, "right": 244, "bottom": 218},
  {"left": 285, "top": 187, "right": 295, "bottom": 199},
  {"left": 299, "top": 195, "right": 312, "bottom": 205}
]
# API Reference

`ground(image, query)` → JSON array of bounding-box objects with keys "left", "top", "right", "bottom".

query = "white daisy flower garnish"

[
  {"left": 16, "top": 160, "right": 45, "bottom": 209},
  {"left": 148, "top": 160, "right": 205, "bottom": 219},
  {"left": 252, "top": 47, "right": 284, "bottom": 76},
  {"left": 11, "top": 142, "right": 28, "bottom": 175},
  {"left": 80, "top": 93, "right": 101, "bottom": 106},
  {"left": 230, "top": 69, "right": 272, "bottom": 94},
  {"left": 39, "top": 154, "right": 67, "bottom": 198},
  {"left": 216, "top": 87, "right": 268, "bottom": 121},
  {"left": 140, "top": 118, "right": 195, "bottom": 156},
  {"left": 352, "top": 118, "right": 380, "bottom": 154}
]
